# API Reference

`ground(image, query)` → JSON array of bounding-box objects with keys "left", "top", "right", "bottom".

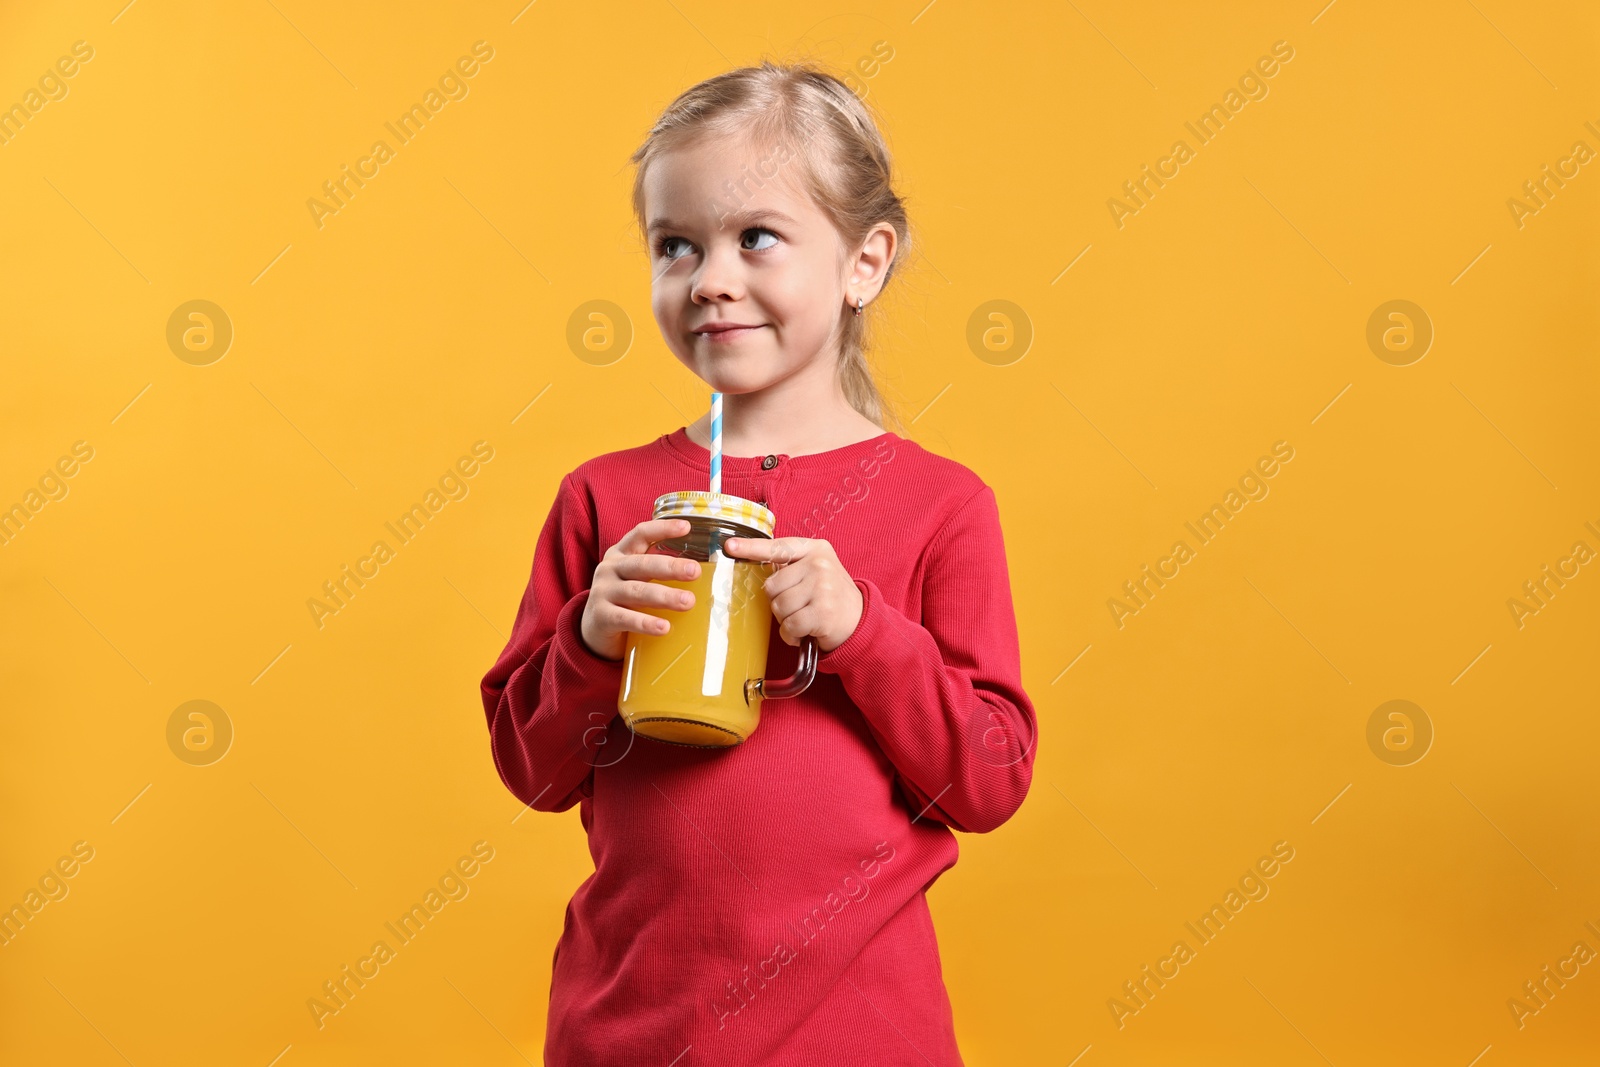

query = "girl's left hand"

[{"left": 722, "top": 536, "right": 863, "bottom": 653}]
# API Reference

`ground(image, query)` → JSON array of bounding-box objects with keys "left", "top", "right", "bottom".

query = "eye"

[
  {"left": 654, "top": 227, "right": 780, "bottom": 260},
  {"left": 741, "top": 227, "right": 779, "bottom": 251}
]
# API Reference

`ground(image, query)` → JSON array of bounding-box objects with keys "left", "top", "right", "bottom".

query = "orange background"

[{"left": 2, "top": 1, "right": 1596, "bottom": 1064}]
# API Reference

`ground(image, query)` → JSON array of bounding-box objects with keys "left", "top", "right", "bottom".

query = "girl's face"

[{"left": 643, "top": 134, "right": 861, "bottom": 396}]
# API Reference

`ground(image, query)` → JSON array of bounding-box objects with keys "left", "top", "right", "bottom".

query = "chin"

[
  {"left": 698, "top": 370, "right": 775, "bottom": 395},
  {"left": 685, "top": 354, "right": 779, "bottom": 392}
]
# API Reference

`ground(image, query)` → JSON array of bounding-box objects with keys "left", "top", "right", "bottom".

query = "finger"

[
  {"left": 615, "top": 518, "right": 692, "bottom": 556},
  {"left": 763, "top": 562, "right": 809, "bottom": 602},
  {"left": 776, "top": 604, "right": 820, "bottom": 646},
  {"left": 612, "top": 579, "right": 697, "bottom": 613},
  {"left": 722, "top": 535, "right": 811, "bottom": 565},
  {"left": 612, "top": 553, "right": 702, "bottom": 582},
  {"left": 599, "top": 601, "right": 678, "bottom": 637},
  {"left": 769, "top": 583, "right": 813, "bottom": 621}
]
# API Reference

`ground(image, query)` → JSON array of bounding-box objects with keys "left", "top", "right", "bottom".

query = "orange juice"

[{"left": 619, "top": 552, "right": 774, "bottom": 747}]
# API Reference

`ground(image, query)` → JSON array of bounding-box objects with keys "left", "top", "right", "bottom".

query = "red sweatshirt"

[{"left": 480, "top": 426, "right": 1036, "bottom": 1066}]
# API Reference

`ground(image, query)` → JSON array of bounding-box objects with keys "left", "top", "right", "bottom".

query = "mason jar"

[{"left": 617, "top": 491, "right": 818, "bottom": 748}]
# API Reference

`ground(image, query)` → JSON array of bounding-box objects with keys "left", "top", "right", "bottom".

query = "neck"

[{"left": 688, "top": 353, "right": 882, "bottom": 457}]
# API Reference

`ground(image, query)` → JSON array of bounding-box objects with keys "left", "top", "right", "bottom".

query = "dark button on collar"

[{"left": 761, "top": 454, "right": 778, "bottom": 470}]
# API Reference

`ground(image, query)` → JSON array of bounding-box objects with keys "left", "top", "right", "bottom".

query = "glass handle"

[{"left": 745, "top": 636, "right": 817, "bottom": 704}]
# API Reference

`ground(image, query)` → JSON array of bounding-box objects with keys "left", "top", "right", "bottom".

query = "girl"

[{"left": 480, "top": 61, "right": 1036, "bottom": 1066}]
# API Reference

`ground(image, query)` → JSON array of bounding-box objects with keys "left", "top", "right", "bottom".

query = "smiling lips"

[{"left": 693, "top": 323, "right": 766, "bottom": 343}]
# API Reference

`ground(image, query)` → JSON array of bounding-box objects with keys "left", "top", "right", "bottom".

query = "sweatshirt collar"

[{"left": 660, "top": 426, "right": 899, "bottom": 476}]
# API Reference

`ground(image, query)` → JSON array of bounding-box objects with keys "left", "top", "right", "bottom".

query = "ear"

[{"left": 846, "top": 222, "right": 898, "bottom": 306}]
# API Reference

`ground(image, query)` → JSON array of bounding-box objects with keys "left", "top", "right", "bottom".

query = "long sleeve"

[
  {"left": 480, "top": 473, "right": 623, "bottom": 814},
  {"left": 815, "top": 484, "right": 1037, "bottom": 834}
]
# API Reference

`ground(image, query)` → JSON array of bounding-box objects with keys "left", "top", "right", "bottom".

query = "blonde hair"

[{"left": 628, "top": 61, "right": 911, "bottom": 436}]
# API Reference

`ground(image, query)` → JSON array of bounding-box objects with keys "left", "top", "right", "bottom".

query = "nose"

[{"left": 690, "top": 240, "right": 745, "bottom": 305}]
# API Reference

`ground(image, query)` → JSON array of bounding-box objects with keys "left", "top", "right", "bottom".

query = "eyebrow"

[{"left": 647, "top": 208, "right": 799, "bottom": 235}]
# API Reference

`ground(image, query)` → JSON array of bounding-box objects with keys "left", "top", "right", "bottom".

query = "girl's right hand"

[{"left": 579, "top": 518, "right": 703, "bottom": 661}]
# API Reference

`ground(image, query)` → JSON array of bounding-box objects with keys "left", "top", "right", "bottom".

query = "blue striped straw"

[{"left": 709, "top": 391, "right": 722, "bottom": 497}]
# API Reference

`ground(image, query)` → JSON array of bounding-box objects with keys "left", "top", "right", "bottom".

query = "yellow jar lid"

[{"left": 652, "top": 491, "right": 774, "bottom": 538}]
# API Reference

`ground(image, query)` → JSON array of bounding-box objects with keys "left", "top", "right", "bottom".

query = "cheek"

[
  {"left": 759, "top": 259, "right": 833, "bottom": 337},
  {"left": 651, "top": 283, "right": 682, "bottom": 334},
  {"left": 651, "top": 281, "right": 711, "bottom": 371},
  {"left": 773, "top": 296, "right": 835, "bottom": 357}
]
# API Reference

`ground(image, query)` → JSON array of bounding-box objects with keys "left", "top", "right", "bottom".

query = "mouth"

[{"left": 693, "top": 324, "right": 766, "bottom": 343}]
